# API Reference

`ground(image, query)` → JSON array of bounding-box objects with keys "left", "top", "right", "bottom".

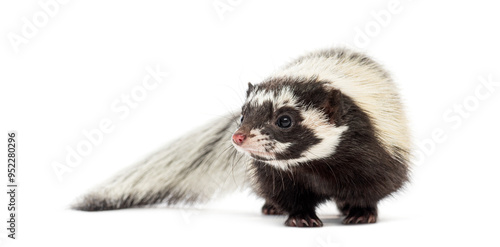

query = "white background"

[{"left": 1, "top": 0, "right": 499, "bottom": 246}]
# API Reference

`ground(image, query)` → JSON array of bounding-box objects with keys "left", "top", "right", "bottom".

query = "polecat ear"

[
  {"left": 324, "top": 89, "right": 346, "bottom": 125},
  {"left": 246, "top": 82, "right": 254, "bottom": 97}
]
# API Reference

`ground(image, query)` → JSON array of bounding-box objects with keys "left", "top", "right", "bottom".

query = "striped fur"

[
  {"left": 232, "top": 48, "right": 410, "bottom": 227},
  {"left": 272, "top": 49, "right": 411, "bottom": 163},
  {"left": 72, "top": 114, "right": 251, "bottom": 211},
  {"left": 73, "top": 47, "right": 410, "bottom": 224}
]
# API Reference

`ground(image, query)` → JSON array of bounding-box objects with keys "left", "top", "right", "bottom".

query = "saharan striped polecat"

[{"left": 72, "top": 48, "right": 411, "bottom": 227}]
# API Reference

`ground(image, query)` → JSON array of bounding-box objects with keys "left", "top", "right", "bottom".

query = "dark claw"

[{"left": 285, "top": 214, "right": 323, "bottom": 227}]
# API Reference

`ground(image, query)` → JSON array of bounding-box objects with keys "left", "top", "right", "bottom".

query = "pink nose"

[{"left": 232, "top": 133, "right": 246, "bottom": 145}]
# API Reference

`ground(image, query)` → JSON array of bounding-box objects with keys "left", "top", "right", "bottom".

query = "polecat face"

[{"left": 231, "top": 78, "right": 349, "bottom": 169}]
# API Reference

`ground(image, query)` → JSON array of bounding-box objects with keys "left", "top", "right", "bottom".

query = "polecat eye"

[
  {"left": 276, "top": 115, "right": 292, "bottom": 128},
  {"left": 240, "top": 115, "right": 244, "bottom": 123}
]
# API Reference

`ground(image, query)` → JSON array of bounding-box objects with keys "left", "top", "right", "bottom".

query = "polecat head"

[{"left": 231, "top": 77, "right": 349, "bottom": 169}]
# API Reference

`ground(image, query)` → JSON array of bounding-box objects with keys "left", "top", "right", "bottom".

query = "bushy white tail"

[{"left": 72, "top": 113, "right": 250, "bottom": 211}]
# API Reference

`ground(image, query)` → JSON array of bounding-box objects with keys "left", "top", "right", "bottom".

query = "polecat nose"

[{"left": 232, "top": 133, "right": 246, "bottom": 145}]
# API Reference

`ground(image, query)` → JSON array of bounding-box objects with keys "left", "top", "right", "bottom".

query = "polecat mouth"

[
  {"left": 244, "top": 148, "right": 273, "bottom": 158},
  {"left": 232, "top": 145, "right": 275, "bottom": 160}
]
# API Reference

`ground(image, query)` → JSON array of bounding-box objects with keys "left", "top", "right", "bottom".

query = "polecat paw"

[
  {"left": 342, "top": 207, "right": 377, "bottom": 224},
  {"left": 261, "top": 203, "right": 284, "bottom": 215},
  {"left": 285, "top": 214, "right": 323, "bottom": 227}
]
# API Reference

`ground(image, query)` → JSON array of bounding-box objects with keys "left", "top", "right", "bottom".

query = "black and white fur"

[
  {"left": 72, "top": 116, "right": 251, "bottom": 210},
  {"left": 73, "top": 48, "right": 410, "bottom": 227}
]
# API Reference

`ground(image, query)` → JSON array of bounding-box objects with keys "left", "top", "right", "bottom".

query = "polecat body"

[{"left": 73, "top": 48, "right": 410, "bottom": 227}]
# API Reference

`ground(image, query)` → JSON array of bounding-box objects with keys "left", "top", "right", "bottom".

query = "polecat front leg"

[
  {"left": 270, "top": 190, "right": 325, "bottom": 227},
  {"left": 261, "top": 197, "right": 322, "bottom": 226},
  {"left": 338, "top": 203, "right": 378, "bottom": 224},
  {"left": 252, "top": 162, "right": 327, "bottom": 227},
  {"left": 285, "top": 211, "right": 323, "bottom": 227},
  {"left": 262, "top": 199, "right": 322, "bottom": 226}
]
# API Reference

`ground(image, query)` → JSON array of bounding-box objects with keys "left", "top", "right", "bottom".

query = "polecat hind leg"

[
  {"left": 336, "top": 201, "right": 351, "bottom": 216},
  {"left": 285, "top": 211, "right": 323, "bottom": 227},
  {"left": 261, "top": 201, "right": 284, "bottom": 215},
  {"left": 341, "top": 205, "right": 378, "bottom": 224}
]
